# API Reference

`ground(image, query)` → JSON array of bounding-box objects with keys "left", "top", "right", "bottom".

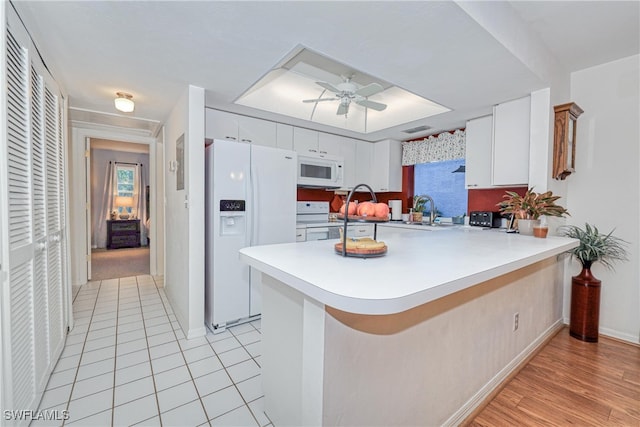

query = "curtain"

[
  {"left": 402, "top": 129, "right": 466, "bottom": 165},
  {"left": 93, "top": 161, "right": 116, "bottom": 248},
  {"left": 134, "top": 164, "right": 149, "bottom": 246}
]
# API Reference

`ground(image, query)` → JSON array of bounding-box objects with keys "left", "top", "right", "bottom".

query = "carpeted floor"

[{"left": 90, "top": 246, "right": 150, "bottom": 280}]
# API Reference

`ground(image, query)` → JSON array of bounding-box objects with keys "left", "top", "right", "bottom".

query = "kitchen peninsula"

[{"left": 239, "top": 228, "right": 578, "bottom": 426}]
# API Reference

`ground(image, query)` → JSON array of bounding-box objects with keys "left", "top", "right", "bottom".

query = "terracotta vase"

[
  {"left": 533, "top": 226, "right": 548, "bottom": 238},
  {"left": 412, "top": 212, "right": 423, "bottom": 223},
  {"left": 569, "top": 261, "right": 602, "bottom": 342}
]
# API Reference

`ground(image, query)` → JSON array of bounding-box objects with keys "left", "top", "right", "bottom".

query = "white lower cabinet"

[{"left": 346, "top": 224, "right": 374, "bottom": 238}]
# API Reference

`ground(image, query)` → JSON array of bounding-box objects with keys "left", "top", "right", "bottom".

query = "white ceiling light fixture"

[{"left": 114, "top": 92, "right": 135, "bottom": 113}]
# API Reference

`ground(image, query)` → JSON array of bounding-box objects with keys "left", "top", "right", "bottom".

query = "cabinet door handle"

[
  {"left": 319, "top": 150, "right": 327, "bottom": 154},
  {"left": 225, "top": 136, "right": 237, "bottom": 141},
  {"left": 241, "top": 139, "right": 252, "bottom": 143},
  {"left": 308, "top": 149, "right": 317, "bottom": 153}
]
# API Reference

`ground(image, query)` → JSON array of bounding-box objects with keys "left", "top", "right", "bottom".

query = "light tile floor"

[{"left": 34, "top": 275, "right": 271, "bottom": 427}]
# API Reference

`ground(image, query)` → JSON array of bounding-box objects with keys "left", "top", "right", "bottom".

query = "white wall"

[
  {"left": 163, "top": 85, "right": 206, "bottom": 339},
  {"left": 565, "top": 55, "right": 640, "bottom": 343}
]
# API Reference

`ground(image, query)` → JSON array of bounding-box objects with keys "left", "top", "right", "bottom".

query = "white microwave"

[{"left": 297, "top": 153, "right": 344, "bottom": 188}]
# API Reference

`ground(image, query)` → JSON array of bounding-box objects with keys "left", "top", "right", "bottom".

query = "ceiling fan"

[{"left": 302, "top": 76, "right": 387, "bottom": 116}]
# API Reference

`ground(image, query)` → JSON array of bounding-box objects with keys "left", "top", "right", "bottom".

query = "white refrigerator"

[{"left": 205, "top": 139, "right": 297, "bottom": 333}]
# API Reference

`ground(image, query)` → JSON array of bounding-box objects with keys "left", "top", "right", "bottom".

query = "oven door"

[{"left": 305, "top": 227, "right": 329, "bottom": 241}]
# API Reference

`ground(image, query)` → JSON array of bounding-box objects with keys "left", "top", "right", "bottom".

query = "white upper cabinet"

[
  {"left": 464, "top": 96, "right": 531, "bottom": 189},
  {"left": 205, "top": 109, "right": 240, "bottom": 141},
  {"left": 238, "top": 115, "right": 277, "bottom": 147},
  {"left": 205, "top": 109, "right": 277, "bottom": 147},
  {"left": 354, "top": 140, "right": 373, "bottom": 190},
  {"left": 370, "top": 139, "right": 402, "bottom": 192},
  {"left": 276, "top": 123, "right": 294, "bottom": 150},
  {"left": 329, "top": 135, "right": 356, "bottom": 190},
  {"left": 294, "top": 128, "right": 342, "bottom": 157},
  {"left": 293, "top": 127, "right": 320, "bottom": 154},
  {"left": 465, "top": 115, "right": 493, "bottom": 189},
  {"left": 492, "top": 96, "right": 530, "bottom": 186},
  {"left": 317, "top": 133, "right": 342, "bottom": 156}
]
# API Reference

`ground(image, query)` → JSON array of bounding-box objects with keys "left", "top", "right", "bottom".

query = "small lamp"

[
  {"left": 115, "top": 196, "right": 134, "bottom": 219},
  {"left": 114, "top": 92, "right": 135, "bottom": 113}
]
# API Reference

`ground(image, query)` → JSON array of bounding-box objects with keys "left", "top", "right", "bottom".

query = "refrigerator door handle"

[{"left": 250, "top": 160, "right": 258, "bottom": 247}]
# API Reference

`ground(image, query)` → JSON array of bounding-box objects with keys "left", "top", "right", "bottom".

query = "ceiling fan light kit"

[{"left": 302, "top": 76, "right": 387, "bottom": 116}]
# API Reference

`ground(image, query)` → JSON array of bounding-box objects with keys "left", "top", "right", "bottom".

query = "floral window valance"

[{"left": 402, "top": 129, "right": 466, "bottom": 165}]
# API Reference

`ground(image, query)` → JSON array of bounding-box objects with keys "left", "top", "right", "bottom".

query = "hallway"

[{"left": 36, "top": 276, "right": 269, "bottom": 426}]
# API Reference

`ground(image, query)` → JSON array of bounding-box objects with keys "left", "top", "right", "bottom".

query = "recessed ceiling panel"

[{"left": 235, "top": 47, "right": 450, "bottom": 134}]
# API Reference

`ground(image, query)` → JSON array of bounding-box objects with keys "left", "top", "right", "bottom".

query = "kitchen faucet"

[{"left": 423, "top": 194, "right": 436, "bottom": 225}]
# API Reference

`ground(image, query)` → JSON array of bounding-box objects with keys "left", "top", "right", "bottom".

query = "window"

[
  {"left": 115, "top": 164, "right": 136, "bottom": 214},
  {"left": 414, "top": 159, "right": 467, "bottom": 218}
]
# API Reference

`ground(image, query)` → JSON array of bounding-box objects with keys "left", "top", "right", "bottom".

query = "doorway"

[{"left": 88, "top": 138, "right": 151, "bottom": 280}]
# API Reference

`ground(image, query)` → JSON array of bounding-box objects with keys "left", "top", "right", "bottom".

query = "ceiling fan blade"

[
  {"left": 302, "top": 97, "right": 338, "bottom": 103},
  {"left": 355, "top": 82, "right": 384, "bottom": 97},
  {"left": 316, "top": 81, "right": 341, "bottom": 93},
  {"left": 336, "top": 102, "right": 349, "bottom": 116},
  {"left": 356, "top": 99, "right": 387, "bottom": 111}
]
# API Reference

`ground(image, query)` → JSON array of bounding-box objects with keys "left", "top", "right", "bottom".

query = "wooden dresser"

[{"left": 107, "top": 219, "right": 141, "bottom": 249}]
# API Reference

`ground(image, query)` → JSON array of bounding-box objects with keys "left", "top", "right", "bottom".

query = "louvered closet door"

[
  {"left": 31, "top": 64, "right": 50, "bottom": 393},
  {"left": 3, "top": 17, "right": 68, "bottom": 421},
  {"left": 44, "top": 84, "right": 65, "bottom": 362},
  {"left": 6, "top": 27, "right": 36, "bottom": 415}
]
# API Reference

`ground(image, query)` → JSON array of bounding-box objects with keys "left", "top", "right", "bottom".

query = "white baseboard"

[
  {"left": 599, "top": 326, "right": 640, "bottom": 344},
  {"left": 563, "top": 317, "right": 639, "bottom": 345},
  {"left": 444, "top": 320, "right": 564, "bottom": 426}
]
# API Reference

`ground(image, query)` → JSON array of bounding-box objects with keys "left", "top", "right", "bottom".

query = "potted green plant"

[
  {"left": 497, "top": 188, "right": 569, "bottom": 235},
  {"left": 411, "top": 195, "right": 427, "bottom": 223},
  {"left": 560, "top": 223, "right": 628, "bottom": 342}
]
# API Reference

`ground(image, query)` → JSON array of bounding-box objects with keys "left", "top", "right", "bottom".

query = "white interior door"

[{"left": 85, "top": 137, "right": 91, "bottom": 280}]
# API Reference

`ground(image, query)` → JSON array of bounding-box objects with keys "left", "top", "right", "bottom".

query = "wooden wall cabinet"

[{"left": 553, "top": 102, "right": 583, "bottom": 180}]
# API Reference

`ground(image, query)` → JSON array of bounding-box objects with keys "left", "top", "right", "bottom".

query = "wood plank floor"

[{"left": 469, "top": 328, "right": 640, "bottom": 426}]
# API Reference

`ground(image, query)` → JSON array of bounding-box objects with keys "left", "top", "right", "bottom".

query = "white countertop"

[{"left": 239, "top": 228, "right": 578, "bottom": 315}]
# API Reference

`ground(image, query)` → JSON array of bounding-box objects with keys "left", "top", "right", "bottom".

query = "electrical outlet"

[{"left": 513, "top": 312, "right": 519, "bottom": 331}]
